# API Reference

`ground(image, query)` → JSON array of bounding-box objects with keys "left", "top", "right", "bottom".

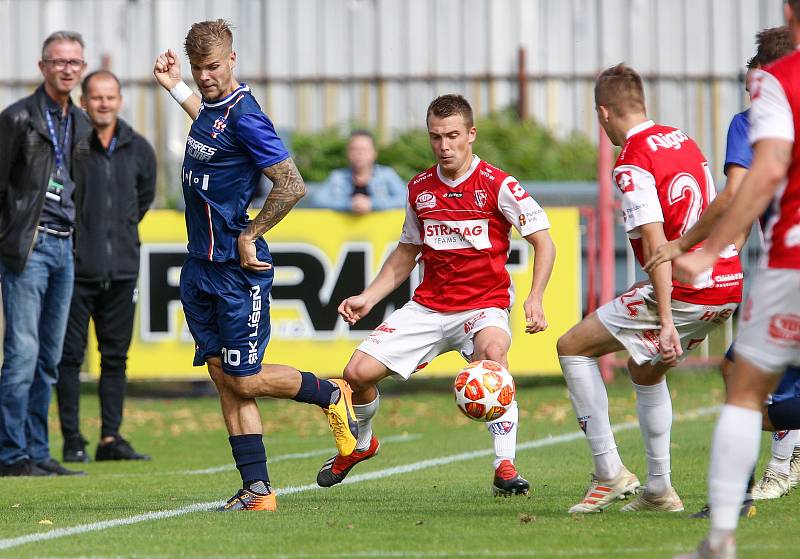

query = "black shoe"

[
  {"left": 36, "top": 458, "right": 84, "bottom": 476},
  {"left": 63, "top": 435, "right": 90, "bottom": 463},
  {"left": 492, "top": 460, "right": 530, "bottom": 496},
  {"left": 689, "top": 499, "right": 756, "bottom": 519},
  {"left": 0, "top": 458, "right": 54, "bottom": 477},
  {"left": 96, "top": 437, "right": 151, "bottom": 461}
]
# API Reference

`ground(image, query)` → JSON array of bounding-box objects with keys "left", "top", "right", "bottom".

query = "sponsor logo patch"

[
  {"left": 646, "top": 130, "right": 689, "bottom": 152},
  {"left": 423, "top": 219, "right": 491, "bottom": 251},
  {"left": 416, "top": 190, "right": 436, "bottom": 210},
  {"left": 507, "top": 181, "right": 529, "bottom": 201},
  {"left": 615, "top": 170, "right": 635, "bottom": 193},
  {"left": 186, "top": 136, "right": 217, "bottom": 162},
  {"left": 443, "top": 191, "right": 463, "bottom": 198},
  {"left": 774, "top": 430, "right": 791, "bottom": 441},
  {"left": 488, "top": 421, "right": 515, "bottom": 435}
]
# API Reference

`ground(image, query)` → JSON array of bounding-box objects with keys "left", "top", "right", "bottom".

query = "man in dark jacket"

[
  {"left": 57, "top": 70, "right": 156, "bottom": 463},
  {"left": 0, "top": 31, "right": 91, "bottom": 477}
]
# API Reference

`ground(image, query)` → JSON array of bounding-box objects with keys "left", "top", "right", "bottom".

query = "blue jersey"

[
  {"left": 724, "top": 110, "right": 752, "bottom": 173},
  {"left": 181, "top": 84, "right": 289, "bottom": 262}
]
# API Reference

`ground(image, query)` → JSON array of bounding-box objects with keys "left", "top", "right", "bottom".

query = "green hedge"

[{"left": 290, "top": 108, "right": 598, "bottom": 182}]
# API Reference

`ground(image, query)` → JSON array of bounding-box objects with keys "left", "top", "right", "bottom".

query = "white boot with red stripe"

[{"left": 568, "top": 465, "right": 640, "bottom": 513}]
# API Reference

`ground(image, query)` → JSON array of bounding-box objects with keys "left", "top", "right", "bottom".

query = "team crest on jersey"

[
  {"left": 774, "top": 430, "right": 791, "bottom": 441},
  {"left": 211, "top": 116, "right": 228, "bottom": 139},
  {"left": 416, "top": 191, "right": 436, "bottom": 210},
  {"left": 474, "top": 189, "right": 487, "bottom": 207}
]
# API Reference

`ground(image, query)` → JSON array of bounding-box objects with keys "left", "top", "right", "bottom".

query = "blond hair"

[
  {"left": 594, "top": 63, "right": 646, "bottom": 117},
  {"left": 184, "top": 19, "right": 233, "bottom": 60}
]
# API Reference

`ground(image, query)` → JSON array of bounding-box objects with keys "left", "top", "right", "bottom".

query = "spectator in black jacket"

[
  {"left": 56, "top": 70, "right": 156, "bottom": 463},
  {"left": 0, "top": 31, "right": 90, "bottom": 477}
]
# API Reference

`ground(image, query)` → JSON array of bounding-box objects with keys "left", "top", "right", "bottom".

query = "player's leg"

[
  {"left": 469, "top": 318, "right": 528, "bottom": 496},
  {"left": 179, "top": 259, "right": 275, "bottom": 511},
  {"left": 316, "top": 351, "right": 391, "bottom": 488},
  {"left": 557, "top": 311, "right": 640, "bottom": 512},
  {"left": 683, "top": 269, "right": 797, "bottom": 558},
  {"left": 621, "top": 359, "right": 684, "bottom": 512},
  {"left": 207, "top": 357, "right": 276, "bottom": 511},
  {"left": 755, "top": 367, "right": 800, "bottom": 496},
  {"left": 316, "top": 302, "right": 444, "bottom": 488},
  {"left": 215, "top": 263, "right": 358, "bottom": 457}
]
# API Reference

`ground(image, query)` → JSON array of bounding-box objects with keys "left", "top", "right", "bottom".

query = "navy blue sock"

[
  {"left": 229, "top": 434, "right": 269, "bottom": 489},
  {"left": 293, "top": 371, "right": 336, "bottom": 408}
]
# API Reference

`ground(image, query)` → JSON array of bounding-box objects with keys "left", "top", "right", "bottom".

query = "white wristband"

[{"left": 169, "top": 81, "right": 193, "bottom": 104}]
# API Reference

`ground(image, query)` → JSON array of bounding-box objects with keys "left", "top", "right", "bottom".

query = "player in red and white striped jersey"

[
  {"left": 675, "top": 3, "right": 800, "bottom": 558},
  {"left": 558, "top": 64, "right": 742, "bottom": 516},
  {"left": 314, "top": 95, "right": 556, "bottom": 496}
]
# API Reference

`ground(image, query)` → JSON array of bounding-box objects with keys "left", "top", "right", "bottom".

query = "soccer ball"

[{"left": 453, "top": 360, "right": 515, "bottom": 422}]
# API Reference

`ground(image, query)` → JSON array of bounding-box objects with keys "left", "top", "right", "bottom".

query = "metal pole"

[
  {"left": 598, "top": 128, "right": 616, "bottom": 382},
  {"left": 517, "top": 47, "right": 527, "bottom": 120}
]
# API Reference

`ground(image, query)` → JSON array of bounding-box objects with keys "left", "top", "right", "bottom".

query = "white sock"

[
  {"left": 768, "top": 429, "right": 800, "bottom": 476},
  {"left": 488, "top": 400, "right": 518, "bottom": 470},
  {"left": 633, "top": 380, "right": 672, "bottom": 495},
  {"left": 708, "top": 405, "right": 761, "bottom": 547},
  {"left": 353, "top": 392, "right": 379, "bottom": 451},
  {"left": 560, "top": 355, "right": 622, "bottom": 480}
]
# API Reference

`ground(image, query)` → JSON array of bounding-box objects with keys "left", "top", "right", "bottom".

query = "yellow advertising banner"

[{"left": 85, "top": 208, "right": 580, "bottom": 379}]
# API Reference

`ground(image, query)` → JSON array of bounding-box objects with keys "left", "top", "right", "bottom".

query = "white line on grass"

[
  {"left": 0, "top": 406, "right": 719, "bottom": 553},
  {"left": 184, "top": 433, "right": 423, "bottom": 475}
]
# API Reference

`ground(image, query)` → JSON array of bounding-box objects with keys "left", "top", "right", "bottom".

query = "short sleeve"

[
  {"left": 236, "top": 112, "right": 291, "bottom": 169},
  {"left": 497, "top": 177, "right": 550, "bottom": 235},
  {"left": 398, "top": 197, "right": 423, "bottom": 245},
  {"left": 724, "top": 112, "right": 752, "bottom": 173},
  {"left": 749, "top": 70, "right": 795, "bottom": 145},
  {"left": 613, "top": 164, "right": 664, "bottom": 232}
]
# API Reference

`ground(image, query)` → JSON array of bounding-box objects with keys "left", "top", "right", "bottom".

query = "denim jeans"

[{"left": 0, "top": 233, "right": 74, "bottom": 464}]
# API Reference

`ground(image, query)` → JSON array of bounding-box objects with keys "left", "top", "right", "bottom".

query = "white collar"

[
  {"left": 436, "top": 155, "right": 480, "bottom": 187},
  {"left": 202, "top": 84, "right": 250, "bottom": 108},
  {"left": 626, "top": 119, "right": 655, "bottom": 139}
]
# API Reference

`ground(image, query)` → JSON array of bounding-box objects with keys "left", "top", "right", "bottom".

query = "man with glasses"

[{"left": 0, "top": 31, "right": 91, "bottom": 476}]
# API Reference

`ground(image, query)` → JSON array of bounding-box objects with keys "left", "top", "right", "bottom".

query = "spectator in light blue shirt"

[{"left": 312, "top": 130, "right": 406, "bottom": 214}]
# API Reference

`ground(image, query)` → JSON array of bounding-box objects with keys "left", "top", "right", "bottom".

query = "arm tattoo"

[{"left": 244, "top": 158, "right": 306, "bottom": 238}]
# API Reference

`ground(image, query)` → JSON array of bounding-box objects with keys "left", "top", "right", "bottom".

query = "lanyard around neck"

[{"left": 45, "top": 109, "right": 71, "bottom": 173}]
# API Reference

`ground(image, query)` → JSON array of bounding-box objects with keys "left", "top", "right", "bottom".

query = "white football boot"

[
  {"left": 789, "top": 446, "right": 800, "bottom": 489},
  {"left": 674, "top": 536, "right": 736, "bottom": 559},
  {"left": 620, "top": 486, "right": 684, "bottom": 512},
  {"left": 751, "top": 466, "right": 791, "bottom": 500},
  {"left": 568, "top": 465, "right": 640, "bottom": 513}
]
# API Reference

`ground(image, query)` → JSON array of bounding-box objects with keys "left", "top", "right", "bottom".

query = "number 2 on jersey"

[{"left": 667, "top": 162, "right": 715, "bottom": 235}]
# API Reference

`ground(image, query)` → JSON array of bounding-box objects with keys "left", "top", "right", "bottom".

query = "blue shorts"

[
  {"left": 180, "top": 255, "right": 273, "bottom": 376},
  {"left": 726, "top": 344, "right": 800, "bottom": 403}
]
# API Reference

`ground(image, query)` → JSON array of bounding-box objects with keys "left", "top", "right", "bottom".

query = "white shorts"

[
  {"left": 596, "top": 285, "right": 738, "bottom": 366},
  {"left": 735, "top": 268, "right": 800, "bottom": 373},
  {"left": 356, "top": 301, "right": 512, "bottom": 379}
]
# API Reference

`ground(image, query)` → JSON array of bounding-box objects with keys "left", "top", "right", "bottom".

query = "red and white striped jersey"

[
  {"left": 399, "top": 156, "right": 550, "bottom": 312},
  {"left": 750, "top": 49, "right": 800, "bottom": 269},
  {"left": 613, "top": 121, "right": 743, "bottom": 305}
]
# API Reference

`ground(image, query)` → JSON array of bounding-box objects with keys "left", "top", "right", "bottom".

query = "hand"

[
  {"left": 237, "top": 234, "right": 272, "bottom": 272},
  {"left": 153, "top": 49, "right": 183, "bottom": 91},
  {"left": 338, "top": 294, "right": 374, "bottom": 326},
  {"left": 673, "top": 250, "right": 717, "bottom": 285},
  {"left": 524, "top": 297, "right": 548, "bottom": 334},
  {"left": 658, "top": 322, "right": 682, "bottom": 367},
  {"left": 351, "top": 194, "right": 372, "bottom": 215},
  {"left": 643, "top": 239, "right": 684, "bottom": 273}
]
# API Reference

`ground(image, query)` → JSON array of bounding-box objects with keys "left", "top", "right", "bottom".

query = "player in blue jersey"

[
  {"left": 645, "top": 26, "right": 800, "bottom": 514},
  {"left": 153, "top": 19, "right": 358, "bottom": 512}
]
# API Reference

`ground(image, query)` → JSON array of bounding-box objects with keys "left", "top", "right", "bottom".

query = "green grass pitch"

[{"left": 0, "top": 370, "right": 798, "bottom": 558}]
